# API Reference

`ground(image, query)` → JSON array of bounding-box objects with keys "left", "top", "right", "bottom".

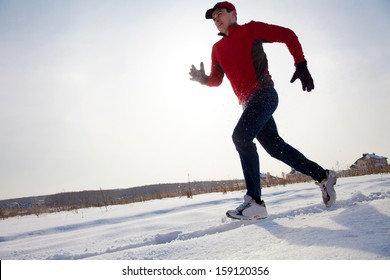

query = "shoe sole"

[
  {"left": 325, "top": 171, "right": 337, "bottom": 207},
  {"left": 325, "top": 187, "right": 336, "bottom": 207},
  {"left": 226, "top": 211, "right": 267, "bottom": 221}
]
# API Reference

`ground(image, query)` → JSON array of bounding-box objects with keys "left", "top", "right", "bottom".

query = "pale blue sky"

[{"left": 1, "top": 0, "right": 389, "bottom": 199}]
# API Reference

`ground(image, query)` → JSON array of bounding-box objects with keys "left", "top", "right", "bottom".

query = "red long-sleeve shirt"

[{"left": 207, "top": 21, "right": 306, "bottom": 104}]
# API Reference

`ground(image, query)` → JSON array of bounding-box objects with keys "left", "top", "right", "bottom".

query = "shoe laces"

[{"left": 236, "top": 200, "right": 253, "bottom": 212}]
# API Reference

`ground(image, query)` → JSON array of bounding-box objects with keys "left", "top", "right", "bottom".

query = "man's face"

[{"left": 212, "top": 8, "right": 236, "bottom": 35}]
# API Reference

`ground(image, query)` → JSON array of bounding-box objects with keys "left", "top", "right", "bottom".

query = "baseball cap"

[{"left": 205, "top": 1, "right": 236, "bottom": 19}]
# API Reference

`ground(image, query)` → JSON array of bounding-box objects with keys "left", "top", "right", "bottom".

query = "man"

[{"left": 189, "top": 2, "right": 336, "bottom": 220}]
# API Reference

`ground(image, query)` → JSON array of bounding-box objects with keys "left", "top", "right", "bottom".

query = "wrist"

[
  {"left": 200, "top": 75, "right": 209, "bottom": 85},
  {"left": 295, "top": 60, "right": 307, "bottom": 68}
]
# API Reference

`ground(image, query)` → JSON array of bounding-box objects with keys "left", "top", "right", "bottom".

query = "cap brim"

[{"left": 205, "top": 8, "right": 215, "bottom": 19}]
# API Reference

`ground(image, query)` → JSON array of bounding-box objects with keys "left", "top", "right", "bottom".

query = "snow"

[{"left": 0, "top": 174, "right": 389, "bottom": 260}]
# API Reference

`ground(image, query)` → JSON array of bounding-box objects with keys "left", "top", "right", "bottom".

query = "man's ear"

[{"left": 232, "top": 10, "right": 237, "bottom": 21}]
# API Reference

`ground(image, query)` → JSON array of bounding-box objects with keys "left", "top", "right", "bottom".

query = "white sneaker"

[
  {"left": 316, "top": 170, "right": 337, "bottom": 207},
  {"left": 226, "top": 195, "right": 268, "bottom": 220}
]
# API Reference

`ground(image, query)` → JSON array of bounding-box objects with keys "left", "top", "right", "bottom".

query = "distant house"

[
  {"left": 287, "top": 168, "right": 301, "bottom": 177},
  {"left": 285, "top": 168, "right": 311, "bottom": 183},
  {"left": 261, "top": 173, "right": 284, "bottom": 187},
  {"left": 351, "top": 153, "right": 388, "bottom": 170}
]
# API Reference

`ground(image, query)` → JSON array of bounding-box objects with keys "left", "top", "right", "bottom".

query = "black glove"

[
  {"left": 189, "top": 62, "right": 209, "bottom": 85},
  {"left": 290, "top": 60, "right": 314, "bottom": 92}
]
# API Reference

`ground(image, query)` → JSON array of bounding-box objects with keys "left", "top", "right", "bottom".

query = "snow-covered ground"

[{"left": 1, "top": 174, "right": 389, "bottom": 260}]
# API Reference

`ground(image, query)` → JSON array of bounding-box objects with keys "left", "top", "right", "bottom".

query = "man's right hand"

[{"left": 189, "top": 62, "right": 209, "bottom": 84}]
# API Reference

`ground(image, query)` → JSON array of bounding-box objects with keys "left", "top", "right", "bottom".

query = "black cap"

[{"left": 205, "top": 2, "right": 236, "bottom": 19}]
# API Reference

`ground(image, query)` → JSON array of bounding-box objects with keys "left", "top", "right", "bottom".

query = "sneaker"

[
  {"left": 316, "top": 170, "right": 337, "bottom": 207},
  {"left": 226, "top": 195, "right": 268, "bottom": 220}
]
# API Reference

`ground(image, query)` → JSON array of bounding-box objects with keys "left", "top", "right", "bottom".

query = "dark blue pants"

[{"left": 232, "top": 87, "right": 327, "bottom": 199}]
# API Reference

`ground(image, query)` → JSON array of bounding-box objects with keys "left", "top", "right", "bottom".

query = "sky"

[{"left": 1, "top": 0, "right": 389, "bottom": 200}]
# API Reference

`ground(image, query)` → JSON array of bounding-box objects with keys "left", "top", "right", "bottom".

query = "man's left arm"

[{"left": 250, "top": 21, "right": 314, "bottom": 92}]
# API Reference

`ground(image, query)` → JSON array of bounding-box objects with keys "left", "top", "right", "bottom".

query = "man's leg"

[
  {"left": 232, "top": 88, "right": 278, "bottom": 200},
  {"left": 257, "top": 117, "right": 327, "bottom": 182}
]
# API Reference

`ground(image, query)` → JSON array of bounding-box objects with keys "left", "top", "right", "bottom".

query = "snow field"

[{"left": 0, "top": 174, "right": 389, "bottom": 260}]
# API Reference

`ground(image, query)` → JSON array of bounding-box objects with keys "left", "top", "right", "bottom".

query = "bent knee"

[{"left": 232, "top": 132, "right": 255, "bottom": 151}]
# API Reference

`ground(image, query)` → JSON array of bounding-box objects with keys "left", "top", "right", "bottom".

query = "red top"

[{"left": 206, "top": 21, "right": 306, "bottom": 104}]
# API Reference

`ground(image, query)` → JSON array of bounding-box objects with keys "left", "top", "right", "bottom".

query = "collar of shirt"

[{"left": 218, "top": 23, "right": 240, "bottom": 37}]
